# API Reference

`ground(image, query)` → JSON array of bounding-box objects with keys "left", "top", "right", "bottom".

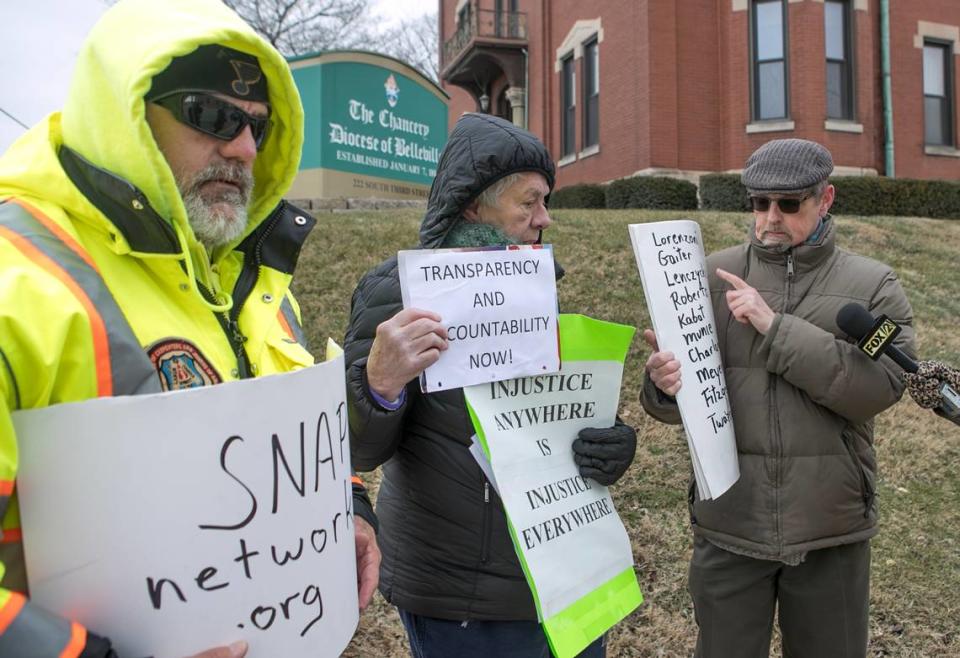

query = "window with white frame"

[
  {"left": 825, "top": 0, "right": 854, "bottom": 120},
  {"left": 923, "top": 40, "right": 954, "bottom": 146},
  {"left": 751, "top": 0, "right": 788, "bottom": 121},
  {"left": 561, "top": 54, "right": 576, "bottom": 157},
  {"left": 582, "top": 37, "right": 599, "bottom": 148},
  {"left": 555, "top": 19, "right": 602, "bottom": 159}
]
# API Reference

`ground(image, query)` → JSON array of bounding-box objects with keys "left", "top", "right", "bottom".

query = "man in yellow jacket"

[{"left": 0, "top": 1, "right": 379, "bottom": 656}]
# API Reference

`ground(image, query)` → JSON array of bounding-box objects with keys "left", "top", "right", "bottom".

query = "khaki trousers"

[{"left": 689, "top": 535, "right": 870, "bottom": 658}]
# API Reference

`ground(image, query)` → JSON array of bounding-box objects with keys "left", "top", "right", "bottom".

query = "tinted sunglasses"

[
  {"left": 152, "top": 92, "right": 271, "bottom": 150},
  {"left": 749, "top": 194, "right": 811, "bottom": 214}
]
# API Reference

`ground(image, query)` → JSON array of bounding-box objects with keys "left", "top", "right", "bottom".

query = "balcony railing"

[{"left": 442, "top": 7, "right": 528, "bottom": 69}]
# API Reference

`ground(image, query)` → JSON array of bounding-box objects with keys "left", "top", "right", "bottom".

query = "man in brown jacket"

[{"left": 642, "top": 139, "right": 915, "bottom": 658}]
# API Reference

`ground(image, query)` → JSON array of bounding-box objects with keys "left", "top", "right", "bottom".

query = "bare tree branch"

[
  {"left": 223, "top": 0, "right": 373, "bottom": 56},
  {"left": 375, "top": 12, "right": 439, "bottom": 82},
  {"left": 157, "top": 0, "right": 442, "bottom": 83}
]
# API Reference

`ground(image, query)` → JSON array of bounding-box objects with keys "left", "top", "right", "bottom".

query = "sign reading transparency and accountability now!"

[{"left": 287, "top": 51, "right": 449, "bottom": 201}]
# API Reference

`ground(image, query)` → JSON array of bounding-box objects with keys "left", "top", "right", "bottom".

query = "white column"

[{"left": 506, "top": 87, "right": 526, "bottom": 128}]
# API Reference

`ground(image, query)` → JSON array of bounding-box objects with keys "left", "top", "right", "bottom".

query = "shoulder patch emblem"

[{"left": 147, "top": 339, "right": 222, "bottom": 391}]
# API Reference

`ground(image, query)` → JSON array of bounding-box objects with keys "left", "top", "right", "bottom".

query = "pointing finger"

[{"left": 716, "top": 268, "right": 749, "bottom": 291}]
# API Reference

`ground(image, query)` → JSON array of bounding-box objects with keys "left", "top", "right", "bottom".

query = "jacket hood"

[
  {"left": 0, "top": 0, "right": 303, "bottom": 259},
  {"left": 419, "top": 113, "right": 555, "bottom": 248}
]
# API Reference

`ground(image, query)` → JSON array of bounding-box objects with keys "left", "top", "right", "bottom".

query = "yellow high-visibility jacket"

[{"left": 0, "top": 0, "right": 338, "bottom": 654}]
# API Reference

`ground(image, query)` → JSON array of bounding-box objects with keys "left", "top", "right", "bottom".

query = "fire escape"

[{"left": 441, "top": 1, "right": 528, "bottom": 127}]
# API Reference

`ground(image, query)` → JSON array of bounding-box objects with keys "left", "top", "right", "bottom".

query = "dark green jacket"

[{"left": 642, "top": 218, "right": 915, "bottom": 560}]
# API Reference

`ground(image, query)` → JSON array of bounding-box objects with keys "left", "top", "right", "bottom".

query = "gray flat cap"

[{"left": 741, "top": 139, "right": 834, "bottom": 194}]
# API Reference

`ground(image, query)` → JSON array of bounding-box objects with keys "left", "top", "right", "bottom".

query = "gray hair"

[
  {"left": 807, "top": 179, "right": 829, "bottom": 200},
  {"left": 476, "top": 173, "right": 524, "bottom": 210}
]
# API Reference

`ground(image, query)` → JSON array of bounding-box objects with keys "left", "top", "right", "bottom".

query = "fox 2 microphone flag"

[{"left": 836, "top": 303, "right": 960, "bottom": 426}]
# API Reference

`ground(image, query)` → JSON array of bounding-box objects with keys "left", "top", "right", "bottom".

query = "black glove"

[{"left": 572, "top": 419, "right": 637, "bottom": 486}]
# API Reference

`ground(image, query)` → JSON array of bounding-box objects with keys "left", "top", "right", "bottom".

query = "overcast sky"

[{"left": 0, "top": 0, "right": 432, "bottom": 154}]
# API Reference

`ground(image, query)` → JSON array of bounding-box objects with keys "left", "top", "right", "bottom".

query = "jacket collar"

[
  {"left": 750, "top": 215, "right": 836, "bottom": 274},
  {"left": 235, "top": 200, "right": 316, "bottom": 275},
  {"left": 59, "top": 144, "right": 315, "bottom": 272},
  {"left": 58, "top": 145, "right": 180, "bottom": 254}
]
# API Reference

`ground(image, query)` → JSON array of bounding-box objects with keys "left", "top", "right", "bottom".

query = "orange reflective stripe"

[
  {"left": 0, "top": 528, "right": 20, "bottom": 544},
  {"left": 0, "top": 226, "right": 113, "bottom": 397},
  {"left": 277, "top": 306, "right": 296, "bottom": 342},
  {"left": 1, "top": 201, "right": 159, "bottom": 398},
  {"left": 0, "top": 592, "right": 25, "bottom": 635},
  {"left": 351, "top": 476, "right": 364, "bottom": 486},
  {"left": 279, "top": 296, "right": 308, "bottom": 349},
  {"left": 0, "top": 481, "right": 12, "bottom": 496},
  {"left": 59, "top": 622, "right": 86, "bottom": 658},
  {"left": 11, "top": 199, "right": 102, "bottom": 275}
]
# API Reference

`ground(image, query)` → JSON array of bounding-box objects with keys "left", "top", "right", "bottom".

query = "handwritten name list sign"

[
  {"left": 628, "top": 220, "right": 739, "bottom": 500},
  {"left": 15, "top": 358, "right": 358, "bottom": 658},
  {"left": 398, "top": 245, "right": 560, "bottom": 392}
]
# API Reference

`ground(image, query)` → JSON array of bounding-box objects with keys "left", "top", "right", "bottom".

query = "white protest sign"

[
  {"left": 466, "top": 363, "right": 630, "bottom": 618},
  {"left": 464, "top": 315, "right": 642, "bottom": 658},
  {"left": 628, "top": 220, "right": 739, "bottom": 500},
  {"left": 14, "top": 356, "right": 358, "bottom": 658},
  {"left": 398, "top": 245, "right": 560, "bottom": 392}
]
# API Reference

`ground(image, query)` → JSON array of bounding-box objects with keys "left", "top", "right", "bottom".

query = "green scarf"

[{"left": 440, "top": 221, "right": 518, "bottom": 248}]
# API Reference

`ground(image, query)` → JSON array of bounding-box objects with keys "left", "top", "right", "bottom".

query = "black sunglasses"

[
  {"left": 749, "top": 194, "right": 812, "bottom": 214},
  {"left": 152, "top": 92, "right": 271, "bottom": 150}
]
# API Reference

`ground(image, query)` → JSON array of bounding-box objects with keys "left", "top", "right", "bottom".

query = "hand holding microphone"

[
  {"left": 902, "top": 361, "right": 960, "bottom": 420},
  {"left": 837, "top": 303, "right": 960, "bottom": 426}
]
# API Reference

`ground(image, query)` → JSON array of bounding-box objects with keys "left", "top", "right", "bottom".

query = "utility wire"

[{"left": 0, "top": 106, "right": 29, "bottom": 130}]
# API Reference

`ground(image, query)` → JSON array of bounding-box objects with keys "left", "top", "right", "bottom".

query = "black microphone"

[
  {"left": 837, "top": 303, "right": 960, "bottom": 426},
  {"left": 836, "top": 303, "right": 917, "bottom": 373}
]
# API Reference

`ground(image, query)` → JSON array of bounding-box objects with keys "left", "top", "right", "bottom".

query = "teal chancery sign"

[{"left": 287, "top": 51, "right": 449, "bottom": 200}]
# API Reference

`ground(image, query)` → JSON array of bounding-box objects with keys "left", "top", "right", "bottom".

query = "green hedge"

[
  {"left": 552, "top": 174, "right": 960, "bottom": 218},
  {"left": 830, "top": 177, "right": 960, "bottom": 219},
  {"left": 699, "top": 173, "right": 750, "bottom": 212},
  {"left": 695, "top": 173, "right": 960, "bottom": 218},
  {"left": 605, "top": 176, "right": 699, "bottom": 210},
  {"left": 549, "top": 183, "right": 607, "bottom": 209}
]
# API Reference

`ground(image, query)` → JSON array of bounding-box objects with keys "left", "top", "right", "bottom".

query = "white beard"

[{"left": 178, "top": 162, "right": 253, "bottom": 249}]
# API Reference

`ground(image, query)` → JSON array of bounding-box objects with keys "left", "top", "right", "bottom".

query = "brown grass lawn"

[{"left": 292, "top": 209, "right": 960, "bottom": 658}]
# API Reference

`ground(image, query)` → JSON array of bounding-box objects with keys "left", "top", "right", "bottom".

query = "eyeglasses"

[
  {"left": 151, "top": 92, "right": 271, "bottom": 150},
  {"left": 749, "top": 194, "right": 812, "bottom": 214}
]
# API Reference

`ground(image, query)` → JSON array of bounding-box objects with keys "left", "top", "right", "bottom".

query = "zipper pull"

[
  {"left": 227, "top": 318, "right": 251, "bottom": 379},
  {"left": 786, "top": 252, "right": 795, "bottom": 279},
  {"left": 228, "top": 318, "right": 247, "bottom": 344},
  {"left": 484, "top": 481, "right": 490, "bottom": 503}
]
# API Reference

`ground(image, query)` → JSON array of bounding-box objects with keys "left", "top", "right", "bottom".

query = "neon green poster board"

[{"left": 464, "top": 314, "right": 643, "bottom": 657}]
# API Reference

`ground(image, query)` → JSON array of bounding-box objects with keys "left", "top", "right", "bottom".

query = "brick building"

[{"left": 438, "top": 0, "right": 960, "bottom": 188}]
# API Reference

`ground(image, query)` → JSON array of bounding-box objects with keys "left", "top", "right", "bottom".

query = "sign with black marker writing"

[
  {"left": 398, "top": 245, "right": 560, "bottom": 392},
  {"left": 14, "top": 355, "right": 358, "bottom": 658},
  {"left": 464, "top": 315, "right": 642, "bottom": 658},
  {"left": 628, "top": 220, "right": 739, "bottom": 500}
]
